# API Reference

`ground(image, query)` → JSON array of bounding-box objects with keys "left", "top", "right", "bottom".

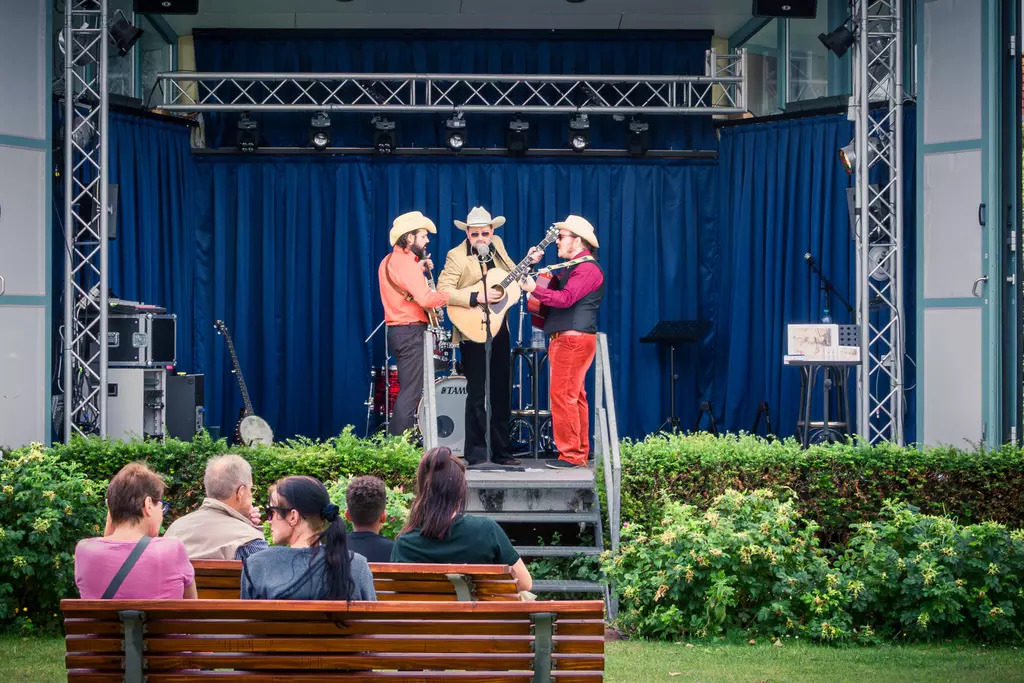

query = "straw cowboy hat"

[
  {"left": 454, "top": 206, "right": 506, "bottom": 231},
  {"left": 390, "top": 210, "right": 437, "bottom": 246},
  {"left": 555, "top": 215, "right": 599, "bottom": 248}
]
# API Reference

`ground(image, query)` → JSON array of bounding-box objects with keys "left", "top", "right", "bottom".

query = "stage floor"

[{"left": 466, "top": 464, "right": 595, "bottom": 489}]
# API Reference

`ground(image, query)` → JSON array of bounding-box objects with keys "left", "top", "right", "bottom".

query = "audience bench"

[{"left": 62, "top": 598, "right": 606, "bottom": 682}]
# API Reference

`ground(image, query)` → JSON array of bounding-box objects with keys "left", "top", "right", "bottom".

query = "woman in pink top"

[{"left": 74, "top": 462, "right": 197, "bottom": 600}]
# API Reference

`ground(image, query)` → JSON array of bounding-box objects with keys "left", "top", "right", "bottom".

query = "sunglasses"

[
  {"left": 557, "top": 233, "right": 575, "bottom": 242},
  {"left": 158, "top": 500, "right": 171, "bottom": 515},
  {"left": 264, "top": 505, "right": 295, "bottom": 520},
  {"left": 468, "top": 230, "right": 492, "bottom": 238}
]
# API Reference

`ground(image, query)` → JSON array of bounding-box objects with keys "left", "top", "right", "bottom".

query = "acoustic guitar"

[
  {"left": 446, "top": 226, "right": 559, "bottom": 344},
  {"left": 214, "top": 320, "right": 274, "bottom": 447}
]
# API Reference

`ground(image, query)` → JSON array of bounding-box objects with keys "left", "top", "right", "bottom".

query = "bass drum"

[{"left": 418, "top": 375, "right": 467, "bottom": 456}]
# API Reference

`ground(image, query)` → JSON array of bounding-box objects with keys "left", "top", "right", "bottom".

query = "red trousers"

[{"left": 548, "top": 332, "right": 597, "bottom": 465}]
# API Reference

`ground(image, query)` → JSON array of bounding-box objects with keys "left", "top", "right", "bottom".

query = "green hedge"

[
  {"left": 615, "top": 433, "right": 1024, "bottom": 545},
  {"left": 604, "top": 490, "right": 1024, "bottom": 644},
  {"left": 49, "top": 428, "right": 421, "bottom": 519}
]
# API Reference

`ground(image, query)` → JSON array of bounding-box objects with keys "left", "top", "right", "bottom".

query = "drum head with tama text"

[{"left": 419, "top": 375, "right": 467, "bottom": 456}]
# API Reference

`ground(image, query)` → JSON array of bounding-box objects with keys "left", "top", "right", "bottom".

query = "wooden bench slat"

[
  {"left": 61, "top": 599, "right": 605, "bottom": 620},
  {"left": 137, "top": 635, "right": 597, "bottom": 655},
  {"left": 65, "top": 618, "right": 604, "bottom": 638},
  {"left": 70, "top": 673, "right": 546, "bottom": 682},
  {"left": 368, "top": 564, "right": 516, "bottom": 577}
]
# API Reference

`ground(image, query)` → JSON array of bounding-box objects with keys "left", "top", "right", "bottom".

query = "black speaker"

[
  {"left": 134, "top": 0, "right": 199, "bottom": 15},
  {"left": 752, "top": 0, "right": 817, "bottom": 18}
]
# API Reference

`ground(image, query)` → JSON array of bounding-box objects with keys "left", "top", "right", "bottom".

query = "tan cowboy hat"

[
  {"left": 454, "top": 206, "right": 506, "bottom": 231},
  {"left": 390, "top": 211, "right": 437, "bottom": 246},
  {"left": 555, "top": 215, "right": 599, "bottom": 248}
]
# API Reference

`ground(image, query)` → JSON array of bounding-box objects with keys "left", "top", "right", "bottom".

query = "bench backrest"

[
  {"left": 62, "top": 599, "right": 605, "bottom": 682},
  {"left": 192, "top": 559, "right": 520, "bottom": 601}
]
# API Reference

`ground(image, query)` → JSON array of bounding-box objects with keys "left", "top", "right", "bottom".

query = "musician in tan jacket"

[{"left": 437, "top": 207, "right": 542, "bottom": 466}]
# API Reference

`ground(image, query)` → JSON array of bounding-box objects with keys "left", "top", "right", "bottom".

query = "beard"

[{"left": 409, "top": 242, "right": 427, "bottom": 259}]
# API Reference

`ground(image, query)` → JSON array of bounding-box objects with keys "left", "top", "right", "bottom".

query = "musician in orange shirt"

[{"left": 378, "top": 211, "right": 450, "bottom": 437}]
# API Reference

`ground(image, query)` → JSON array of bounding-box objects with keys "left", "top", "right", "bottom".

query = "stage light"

[
  {"left": 445, "top": 115, "right": 466, "bottom": 152},
  {"left": 236, "top": 113, "right": 259, "bottom": 153},
  {"left": 568, "top": 114, "right": 589, "bottom": 153},
  {"left": 627, "top": 118, "right": 649, "bottom": 156},
  {"left": 373, "top": 116, "right": 396, "bottom": 155},
  {"left": 818, "top": 22, "right": 855, "bottom": 58},
  {"left": 309, "top": 112, "right": 331, "bottom": 150},
  {"left": 838, "top": 136, "right": 882, "bottom": 174},
  {"left": 504, "top": 118, "right": 530, "bottom": 155},
  {"left": 109, "top": 11, "right": 144, "bottom": 57}
]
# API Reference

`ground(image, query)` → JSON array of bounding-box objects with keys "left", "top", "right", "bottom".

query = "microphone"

[
  {"left": 474, "top": 242, "right": 491, "bottom": 259},
  {"left": 804, "top": 253, "right": 815, "bottom": 267}
]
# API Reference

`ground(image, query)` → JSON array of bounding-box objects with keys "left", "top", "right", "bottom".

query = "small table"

[{"left": 785, "top": 358, "right": 858, "bottom": 448}]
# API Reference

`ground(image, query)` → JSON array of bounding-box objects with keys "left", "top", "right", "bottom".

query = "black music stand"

[{"left": 640, "top": 320, "right": 711, "bottom": 433}]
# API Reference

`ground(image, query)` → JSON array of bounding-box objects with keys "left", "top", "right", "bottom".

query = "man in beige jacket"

[
  {"left": 438, "top": 207, "right": 542, "bottom": 466},
  {"left": 164, "top": 454, "right": 268, "bottom": 561}
]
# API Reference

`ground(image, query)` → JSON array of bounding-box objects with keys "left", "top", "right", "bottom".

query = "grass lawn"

[{"left": 4, "top": 635, "right": 1023, "bottom": 682}]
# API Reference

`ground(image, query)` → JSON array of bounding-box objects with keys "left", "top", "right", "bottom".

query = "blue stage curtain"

[
  {"left": 106, "top": 112, "right": 199, "bottom": 373},
  {"left": 192, "top": 30, "right": 716, "bottom": 151},
  {"left": 714, "top": 110, "right": 917, "bottom": 441},
  {"left": 192, "top": 157, "right": 719, "bottom": 441}
]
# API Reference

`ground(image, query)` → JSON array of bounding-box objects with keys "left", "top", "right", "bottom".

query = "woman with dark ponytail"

[
  {"left": 241, "top": 475, "right": 376, "bottom": 601},
  {"left": 391, "top": 447, "right": 532, "bottom": 591}
]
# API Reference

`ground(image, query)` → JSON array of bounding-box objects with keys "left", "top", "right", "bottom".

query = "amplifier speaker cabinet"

[
  {"left": 166, "top": 374, "right": 205, "bottom": 440},
  {"left": 752, "top": 0, "right": 817, "bottom": 18},
  {"left": 134, "top": 0, "right": 199, "bottom": 14},
  {"left": 104, "top": 313, "right": 177, "bottom": 368}
]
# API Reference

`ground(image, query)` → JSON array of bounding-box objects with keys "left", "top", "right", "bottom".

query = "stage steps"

[{"left": 465, "top": 464, "right": 605, "bottom": 597}]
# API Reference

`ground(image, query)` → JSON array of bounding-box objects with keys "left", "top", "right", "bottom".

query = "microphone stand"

[
  {"left": 471, "top": 247, "right": 518, "bottom": 472},
  {"left": 804, "top": 255, "right": 854, "bottom": 321}
]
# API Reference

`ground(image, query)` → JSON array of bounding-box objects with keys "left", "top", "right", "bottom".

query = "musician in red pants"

[{"left": 522, "top": 216, "right": 605, "bottom": 470}]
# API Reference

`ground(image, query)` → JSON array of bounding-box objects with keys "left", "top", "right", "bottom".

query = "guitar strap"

[
  {"left": 538, "top": 255, "right": 595, "bottom": 275},
  {"left": 382, "top": 254, "right": 416, "bottom": 303}
]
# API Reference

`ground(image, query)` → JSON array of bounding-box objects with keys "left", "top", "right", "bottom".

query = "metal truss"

[
  {"left": 63, "top": 0, "right": 110, "bottom": 439},
  {"left": 156, "top": 49, "right": 746, "bottom": 115},
  {"left": 852, "top": 0, "right": 905, "bottom": 445}
]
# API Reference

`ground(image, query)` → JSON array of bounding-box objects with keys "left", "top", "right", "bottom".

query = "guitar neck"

[
  {"left": 219, "top": 327, "right": 255, "bottom": 416},
  {"left": 499, "top": 231, "right": 558, "bottom": 288}
]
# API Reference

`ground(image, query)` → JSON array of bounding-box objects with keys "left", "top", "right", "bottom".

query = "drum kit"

[
  {"left": 364, "top": 325, "right": 467, "bottom": 454},
  {"left": 365, "top": 289, "right": 553, "bottom": 458}
]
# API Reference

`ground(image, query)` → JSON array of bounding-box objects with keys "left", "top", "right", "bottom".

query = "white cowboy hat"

[
  {"left": 390, "top": 210, "right": 437, "bottom": 247},
  {"left": 555, "top": 215, "right": 599, "bottom": 248},
  {"left": 454, "top": 206, "right": 506, "bottom": 231}
]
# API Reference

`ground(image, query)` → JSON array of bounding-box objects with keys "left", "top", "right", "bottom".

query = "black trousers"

[
  {"left": 460, "top": 324, "right": 512, "bottom": 463},
  {"left": 386, "top": 323, "right": 425, "bottom": 437}
]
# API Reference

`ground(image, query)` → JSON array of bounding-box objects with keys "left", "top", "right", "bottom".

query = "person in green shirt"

[{"left": 390, "top": 447, "right": 533, "bottom": 592}]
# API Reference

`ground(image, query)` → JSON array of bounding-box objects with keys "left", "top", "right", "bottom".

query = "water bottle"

[
  {"left": 821, "top": 308, "right": 833, "bottom": 325},
  {"left": 531, "top": 326, "right": 546, "bottom": 350}
]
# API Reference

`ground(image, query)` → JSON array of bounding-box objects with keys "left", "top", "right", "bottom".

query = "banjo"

[{"left": 214, "top": 320, "right": 274, "bottom": 447}]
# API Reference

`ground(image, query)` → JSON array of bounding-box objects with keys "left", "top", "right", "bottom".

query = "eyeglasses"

[
  {"left": 264, "top": 505, "right": 294, "bottom": 520},
  {"left": 238, "top": 482, "right": 258, "bottom": 495},
  {"left": 158, "top": 500, "right": 171, "bottom": 515},
  {"left": 557, "top": 233, "right": 575, "bottom": 242},
  {"left": 468, "top": 230, "right": 492, "bottom": 238}
]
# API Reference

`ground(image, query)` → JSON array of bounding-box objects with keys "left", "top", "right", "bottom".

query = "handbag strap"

[
  {"left": 383, "top": 254, "right": 415, "bottom": 303},
  {"left": 101, "top": 535, "right": 153, "bottom": 599}
]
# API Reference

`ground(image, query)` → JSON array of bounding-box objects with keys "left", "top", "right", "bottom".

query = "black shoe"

[
  {"left": 494, "top": 457, "right": 522, "bottom": 467},
  {"left": 545, "top": 459, "right": 582, "bottom": 470}
]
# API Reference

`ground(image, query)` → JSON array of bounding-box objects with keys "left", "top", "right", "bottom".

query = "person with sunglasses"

[
  {"left": 437, "top": 207, "right": 544, "bottom": 466},
  {"left": 74, "top": 462, "right": 197, "bottom": 600},
  {"left": 165, "top": 454, "right": 268, "bottom": 561},
  {"left": 241, "top": 476, "right": 376, "bottom": 601},
  {"left": 521, "top": 215, "right": 605, "bottom": 470}
]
